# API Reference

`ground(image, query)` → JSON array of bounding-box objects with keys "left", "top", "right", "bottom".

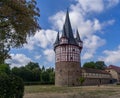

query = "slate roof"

[
  {"left": 75, "top": 29, "right": 83, "bottom": 43},
  {"left": 54, "top": 31, "right": 60, "bottom": 47},
  {"left": 61, "top": 10, "right": 78, "bottom": 45},
  {"left": 54, "top": 10, "right": 82, "bottom": 48}
]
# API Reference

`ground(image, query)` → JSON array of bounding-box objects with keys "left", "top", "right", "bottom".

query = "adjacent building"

[
  {"left": 106, "top": 65, "right": 120, "bottom": 83},
  {"left": 82, "top": 68, "right": 111, "bottom": 85}
]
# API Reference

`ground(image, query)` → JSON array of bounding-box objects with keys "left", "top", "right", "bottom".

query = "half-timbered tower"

[{"left": 54, "top": 11, "right": 83, "bottom": 86}]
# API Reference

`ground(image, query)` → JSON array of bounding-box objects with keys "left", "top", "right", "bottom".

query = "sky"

[{"left": 6, "top": 0, "right": 120, "bottom": 68}]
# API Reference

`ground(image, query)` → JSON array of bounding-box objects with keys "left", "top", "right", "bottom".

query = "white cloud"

[
  {"left": 98, "top": 45, "right": 120, "bottom": 65},
  {"left": 76, "top": 0, "right": 104, "bottom": 13},
  {"left": 82, "top": 35, "right": 106, "bottom": 60},
  {"left": 75, "top": 0, "right": 119, "bottom": 13},
  {"left": 102, "top": 19, "right": 115, "bottom": 27},
  {"left": 107, "top": 0, "right": 120, "bottom": 8},
  {"left": 24, "top": 37, "right": 36, "bottom": 50},
  {"left": 6, "top": 54, "right": 32, "bottom": 67},
  {"left": 49, "top": 11, "right": 65, "bottom": 30},
  {"left": 24, "top": 29, "right": 57, "bottom": 50},
  {"left": 43, "top": 49, "right": 55, "bottom": 62},
  {"left": 35, "top": 55, "right": 41, "bottom": 60}
]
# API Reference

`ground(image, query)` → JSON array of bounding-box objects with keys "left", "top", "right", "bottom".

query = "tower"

[{"left": 54, "top": 11, "right": 83, "bottom": 86}]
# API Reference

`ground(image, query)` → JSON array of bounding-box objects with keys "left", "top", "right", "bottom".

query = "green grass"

[
  {"left": 24, "top": 85, "right": 120, "bottom": 98},
  {"left": 25, "top": 85, "right": 81, "bottom": 93}
]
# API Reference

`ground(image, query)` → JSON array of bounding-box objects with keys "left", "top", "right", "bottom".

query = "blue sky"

[{"left": 6, "top": 0, "right": 120, "bottom": 68}]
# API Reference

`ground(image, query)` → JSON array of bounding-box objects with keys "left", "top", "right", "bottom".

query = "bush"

[
  {"left": 24, "top": 81, "right": 54, "bottom": 86},
  {"left": 116, "top": 82, "right": 120, "bottom": 85},
  {"left": 0, "top": 73, "right": 24, "bottom": 98}
]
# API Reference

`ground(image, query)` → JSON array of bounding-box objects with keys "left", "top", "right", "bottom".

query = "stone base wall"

[
  {"left": 83, "top": 78, "right": 110, "bottom": 86},
  {"left": 55, "top": 62, "right": 81, "bottom": 86}
]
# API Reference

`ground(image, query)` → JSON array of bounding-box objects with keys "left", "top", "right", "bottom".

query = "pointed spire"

[
  {"left": 64, "top": 9, "right": 73, "bottom": 38},
  {"left": 76, "top": 29, "right": 81, "bottom": 42},
  {"left": 61, "top": 24, "right": 67, "bottom": 38},
  {"left": 54, "top": 31, "right": 60, "bottom": 47},
  {"left": 61, "top": 9, "right": 77, "bottom": 45}
]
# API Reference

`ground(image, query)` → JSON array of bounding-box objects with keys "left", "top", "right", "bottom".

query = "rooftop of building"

[
  {"left": 82, "top": 68, "right": 110, "bottom": 74},
  {"left": 107, "top": 65, "right": 120, "bottom": 74},
  {"left": 54, "top": 10, "right": 82, "bottom": 48}
]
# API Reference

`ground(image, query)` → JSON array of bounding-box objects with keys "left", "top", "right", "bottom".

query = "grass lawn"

[{"left": 24, "top": 85, "right": 120, "bottom": 98}]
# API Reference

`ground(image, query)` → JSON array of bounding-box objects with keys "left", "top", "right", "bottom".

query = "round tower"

[{"left": 54, "top": 11, "right": 83, "bottom": 86}]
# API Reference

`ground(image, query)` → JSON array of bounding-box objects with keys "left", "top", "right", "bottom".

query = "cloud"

[
  {"left": 82, "top": 35, "right": 106, "bottom": 60},
  {"left": 98, "top": 45, "right": 120, "bottom": 65},
  {"left": 75, "top": 0, "right": 119, "bottom": 13},
  {"left": 49, "top": 11, "right": 65, "bottom": 30},
  {"left": 107, "top": 0, "right": 120, "bottom": 8},
  {"left": 24, "top": 29, "right": 57, "bottom": 50},
  {"left": 35, "top": 55, "right": 41, "bottom": 60},
  {"left": 6, "top": 54, "right": 32, "bottom": 68},
  {"left": 24, "top": 37, "right": 36, "bottom": 50},
  {"left": 43, "top": 49, "right": 55, "bottom": 62},
  {"left": 102, "top": 19, "right": 115, "bottom": 27},
  {"left": 76, "top": 0, "right": 104, "bottom": 13}
]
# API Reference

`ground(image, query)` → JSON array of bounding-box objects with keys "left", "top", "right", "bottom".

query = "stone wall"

[
  {"left": 55, "top": 61, "right": 81, "bottom": 86},
  {"left": 83, "top": 78, "right": 110, "bottom": 86}
]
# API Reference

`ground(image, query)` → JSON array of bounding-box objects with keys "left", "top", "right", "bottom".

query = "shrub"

[
  {"left": 0, "top": 73, "right": 24, "bottom": 98},
  {"left": 116, "top": 82, "right": 120, "bottom": 85}
]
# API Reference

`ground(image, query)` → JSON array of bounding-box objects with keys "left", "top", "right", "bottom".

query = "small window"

[
  {"left": 72, "top": 49, "right": 75, "bottom": 51},
  {"left": 60, "top": 70, "right": 62, "bottom": 72},
  {"left": 70, "top": 57, "right": 73, "bottom": 60}
]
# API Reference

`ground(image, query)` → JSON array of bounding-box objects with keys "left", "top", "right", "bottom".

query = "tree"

[
  {"left": 0, "top": 0, "right": 40, "bottom": 63},
  {"left": 0, "top": 63, "right": 10, "bottom": 74},
  {"left": 0, "top": 73, "right": 24, "bottom": 98},
  {"left": 83, "top": 61, "right": 96, "bottom": 69},
  {"left": 41, "top": 71, "right": 50, "bottom": 84},
  {"left": 77, "top": 77, "right": 85, "bottom": 86},
  {"left": 95, "top": 61, "right": 107, "bottom": 70},
  {"left": 25, "top": 62, "right": 40, "bottom": 70}
]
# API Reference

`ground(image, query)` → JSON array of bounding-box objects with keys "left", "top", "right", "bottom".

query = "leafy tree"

[
  {"left": 0, "top": 73, "right": 24, "bottom": 98},
  {"left": 32, "top": 68, "right": 41, "bottom": 81},
  {"left": 12, "top": 66, "right": 33, "bottom": 82},
  {"left": 83, "top": 61, "right": 96, "bottom": 69},
  {"left": 41, "top": 66, "right": 45, "bottom": 72},
  {"left": 46, "top": 68, "right": 55, "bottom": 83},
  {"left": 49, "top": 71, "right": 55, "bottom": 83},
  {"left": 95, "top": 61, "right": 107, "bottom": 70},
  {"left": 11, "top": 63, "right": 55, "bottom": 84},
  {"left": 0, "top": 63, "right": 10, "bottom": 74},
  {"left": 83, "top": 61, "right": 107, "bottom": 70},
  {"left": 79, "top": 77, "right": 85, "bottom": 85},
  {"left": 25, "top": 62, "right": 40, "bottom": 70},
  {"left": 0, "top": 0, "right": 40, "bottom": 64},
  {"left": 41, "top": 71, "right": 50, "bottom": 83}
]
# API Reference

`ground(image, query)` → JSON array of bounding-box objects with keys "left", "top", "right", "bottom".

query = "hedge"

[
  {"left": 0, "top": 73, "right": 24, "bottom": 98},
  {"left": 24, "top": 81, "right": 54, "bottom": 86}
]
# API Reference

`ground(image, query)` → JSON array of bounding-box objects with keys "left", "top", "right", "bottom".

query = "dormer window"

[
  {"left": 60, "top": 38, "right": 68, "bottom": 44},
  {"left": 79, "top": 42, "right": 83, "bottom": 47}
]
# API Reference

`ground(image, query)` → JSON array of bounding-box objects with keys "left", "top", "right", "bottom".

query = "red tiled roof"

[{"left": 108, "top": 65, "right": 120, "bottom": 73}]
